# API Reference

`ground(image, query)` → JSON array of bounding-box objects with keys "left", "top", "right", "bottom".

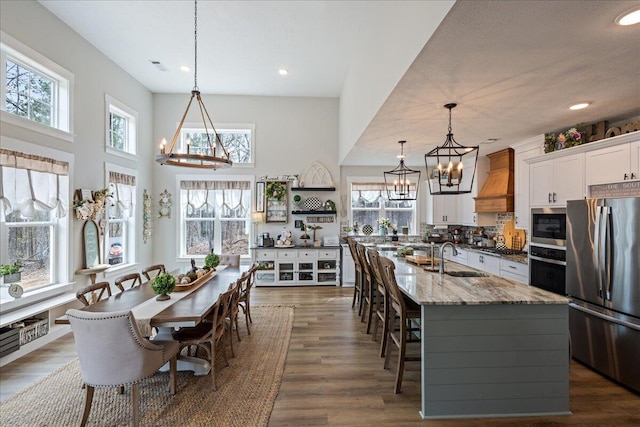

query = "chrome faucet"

[{"left": 439, "top": 242, "right": 458, "bottom": 274}]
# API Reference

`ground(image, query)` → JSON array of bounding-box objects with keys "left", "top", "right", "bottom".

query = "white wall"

[
  {"left": 152, "top": 94, "right": 340, "bottom": 267},
  {"left": 0, "top": 0, "right": 154, "bottom": 286}
]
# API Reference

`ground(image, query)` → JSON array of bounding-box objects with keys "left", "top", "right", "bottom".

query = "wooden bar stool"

[
  {"left": 346, "top": 238, "right": 364, "bottom": 314},
  {"left": 367, "top": 248, "right": 389, "bottom": 356},
  {"left": 357, "top": 243, "right": 376, "bottom": 333}
]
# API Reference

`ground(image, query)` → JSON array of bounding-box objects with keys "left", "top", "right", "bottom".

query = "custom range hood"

[{"left": 474, "top": 148, "right": 514, "bottom": 213}]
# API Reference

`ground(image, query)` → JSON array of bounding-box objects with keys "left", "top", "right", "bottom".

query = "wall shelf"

[
  {"left": 291, "top": 187, "right": 335, "bottom": 192},
  {"left": 292, "top": 210, "right": 337, "bottom": 215}
]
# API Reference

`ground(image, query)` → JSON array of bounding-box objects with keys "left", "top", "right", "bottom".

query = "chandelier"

[
  {"left": 155, "top": 0, "right": 232, "bottom": 169},
  {"left": 424, "top": 103, "right": 478, "bottom": 195},
  {"left": 383, "top": 140, "right": 420, "bottom": 201}
]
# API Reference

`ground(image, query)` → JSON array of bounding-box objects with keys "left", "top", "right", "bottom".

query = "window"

[
  {"left": 179, "top": 177, "right": 252, "bottom": 258},
  {"left": 350, "top": 181, "right": 416, "bottom": 233},
  {"left": 1, "top": 32, "right": 73, "bottom": 140},
  {"left": 180, "top": 123, "right": 255, "bottom": 166},
  {"left": 0, "top": 143, "right": 71, "bottom": 292},
  {"left": 105, "top": 94, "right": 137, "bottom": 157},
  {"left": 104, "top": 166, "right": 137, "bottom": 267}
]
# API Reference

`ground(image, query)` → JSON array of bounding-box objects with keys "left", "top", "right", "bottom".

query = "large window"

[
  {"left": 104, "top": 166, "right": 137, "bottom": 267},
  {"left": 0, "top": 145, "right": 70, "bottom": 292},
  {"left": 1, "top": 32, "right": 73, "bottom": 139},
  {"left": 179, "top": 178, "right": 251, "bottom": 258},
  {"left": 350, "top": 181, "right": 416, "bottom": 233},
  {"left": 181, "top": 123, "right": 255, "bottom": 166},
  {"left": 105, "top": 94, "right": 137, "bottom": 157}
]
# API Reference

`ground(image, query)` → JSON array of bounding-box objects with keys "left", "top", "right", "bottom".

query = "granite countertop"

[{"left": 389, "top": 256, "right": 568, "bottom": 306}]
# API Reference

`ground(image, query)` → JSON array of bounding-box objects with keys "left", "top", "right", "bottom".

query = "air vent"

[{"left": 150, "top": 60, "right": 167, "bottom": 72}]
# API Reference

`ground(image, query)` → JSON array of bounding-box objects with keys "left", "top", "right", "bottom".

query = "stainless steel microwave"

[{"left": 530, "top": 207, "right": 566, "bottom": 247}]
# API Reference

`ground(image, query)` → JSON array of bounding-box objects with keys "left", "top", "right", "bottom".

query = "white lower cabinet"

[
  {"left": 341, "top": 245, "right": 355, "bottom": 286},
  {"left": 445, "top": 247, "right": 468, "bottom": 266},
  {"left": 467, "top": 252, "right": 501, "bottom": 276},
  {"left": 254, "top": 248, "right": 339, "bottom": 286},
  {"left": 499, "top": 258, "right": 529, "bottom": 285}
]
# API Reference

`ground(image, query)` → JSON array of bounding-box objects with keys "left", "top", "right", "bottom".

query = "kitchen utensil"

[
  {"left": 503, "top": 219, "right": 515, "bottom": 249},
  {"left": 496, "top": 235, "right": 507, "bottom": 250}
]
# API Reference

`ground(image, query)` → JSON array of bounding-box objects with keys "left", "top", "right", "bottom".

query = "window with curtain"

[
  {"left": 180, "top": 179, "right": 251, "bottom": 257},
  {"left": 105, "top": 167, "right": 136, "bottom": 267},
  {"left": 350, "top": 182, "right": 416, "bottom": 233},
  {"left": 0, "top": 148, "right": 69, "bottom": 291}
]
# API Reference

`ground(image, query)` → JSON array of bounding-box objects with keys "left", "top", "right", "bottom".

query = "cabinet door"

[
  {"left": 529, "top": 160, "right": 555, "bottom": 206},
  {"left": 553, "top": 153, "right": 584, "bottom": 205},
  {"left": 630, "top": 140, "right": 640, "bottom": 180},
  {"left": 342, "top": 249, "right": 356, "bottom": 285},
  {"left": 514, "top": 146, "right": 540, "bottom": 228},
  {"left": 585, "top": 144, "right": 631, "bottom": 185},
  {"left": 434, "top": 194, "right": 459, "bottom": 224},
  {"left": 467, "top": 252, "right": 500, "bottom": 275}
]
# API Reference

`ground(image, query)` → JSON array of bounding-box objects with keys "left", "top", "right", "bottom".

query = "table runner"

[{"left": 132, "top": 265, "right": 227, "bottom": 336}]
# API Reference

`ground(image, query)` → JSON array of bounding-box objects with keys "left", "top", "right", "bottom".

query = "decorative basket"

[{"left": 19, "top": 317, "right": 49, "bottom": 346}]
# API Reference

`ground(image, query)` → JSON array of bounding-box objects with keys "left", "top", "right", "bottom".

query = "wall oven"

[
  {"left": 529, "top": 245, "right": 566, "bottom": 295},
  {"left": 530, "top": 207, "right": 567, "bottom": 247}
]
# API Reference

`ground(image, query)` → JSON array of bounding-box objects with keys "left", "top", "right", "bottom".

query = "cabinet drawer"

[
  {"left": 255, "top": 250, "right": 275, "bottom": 260},
  {"left": 277, "top": 251, "right": 297, "bottom": 259},
  {"left": 500, "top": 270, "right": 528, "bottom": 285},
  {"left": 298, "top": 250, "right": 316, "bottom": 259},
  {"left": 500, "top": 259, "right": 528, "bottom": 277},
  {"left": 318, "top": 249, "right": 338, "bottom": 259}
]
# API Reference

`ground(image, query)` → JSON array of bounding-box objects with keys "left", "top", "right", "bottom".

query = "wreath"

[{"left": 266, "top": 182, "right": 286, "bottom": 201}]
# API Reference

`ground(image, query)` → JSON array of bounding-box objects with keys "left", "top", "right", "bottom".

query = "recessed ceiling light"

[
  {"left": 569, "top": 103, "right": 590, "bottom": 110},
  {"left": 180, "top": 65, "right": 191, "bottom": 72},
  {"left": 278, "top": 68, "right": 288, "bottom": 76},
  {"left": 615, "top": 7, "right": 640, "bottom": 26}
]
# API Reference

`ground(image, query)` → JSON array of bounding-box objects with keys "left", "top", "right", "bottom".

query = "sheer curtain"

[{"left": 108, "top": 171, "right": 136, "bottom": 218}]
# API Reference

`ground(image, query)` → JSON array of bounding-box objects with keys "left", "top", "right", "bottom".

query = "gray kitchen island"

[{"left": 388, "top": 253, "right": 570, "bottom": 420}]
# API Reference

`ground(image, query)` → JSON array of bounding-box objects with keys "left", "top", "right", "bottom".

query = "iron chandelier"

[{"left": 383, "top": 140, "right": 420, "bottom": 201}]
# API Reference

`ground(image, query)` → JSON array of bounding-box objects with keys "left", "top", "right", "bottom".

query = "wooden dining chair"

[
  {"left": 219, "top": 254, "right": 241, "bottom": 268},
  {"left": 76, "top": 282, "right": 112, "bottom": 306},
  {"left": 114, "top": 273, "right": 142, "bottom": 293},
  {"left": 379, "top": 256, "right": 422, "bottom": 394},
  {"left": 347, "top": 238, "right": 365, "bottom": 314},
  {"left": 367, "top": 248, "right": 389, "bottom": 357},
  {"left": 67, "top": 309, "right": 179, "bottom": 427},
  {"left": 238, "top": 262, "right": 259, "bottom": 335},
  {"left": 142, "top": 264, "right": 165, "bottom": 280},
  {"left": 226, "top": 279, "right": 242, "bottom": 357}
]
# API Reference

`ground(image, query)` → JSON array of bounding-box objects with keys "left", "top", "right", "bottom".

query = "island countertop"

[{"left": 388, "top": 254, "right": 568, "bottom": 306}]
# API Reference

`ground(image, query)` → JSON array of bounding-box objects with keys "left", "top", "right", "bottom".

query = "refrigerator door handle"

[
  {"left": 570, "top": 303, "right": 640, "bottom": 332},
  {"left": 594, "top": 205, "right": 603, "bottom": 298},
  {"left": 603, "top": 206, "right": 613, "bottom": 301}
]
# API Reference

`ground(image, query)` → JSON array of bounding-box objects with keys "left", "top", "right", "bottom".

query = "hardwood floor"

[{"left": 1, "top": 286, "right": 638, "bottom": 426}]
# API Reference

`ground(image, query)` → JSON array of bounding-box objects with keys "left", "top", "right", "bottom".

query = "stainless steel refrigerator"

[{"left": 566, "top": 197, "right": 640, "bottom": 393}]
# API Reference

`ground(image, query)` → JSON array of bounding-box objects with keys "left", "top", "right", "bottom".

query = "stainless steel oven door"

[
  {"left": 529, "top": 255, "right": 566, "bottom": 296},
  {"left": 530, "top": 207, "right": 567, "bottom": 247}
]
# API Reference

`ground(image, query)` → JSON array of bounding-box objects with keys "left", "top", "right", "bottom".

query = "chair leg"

[
  {"left": 395, "top": 318, "right": 408, "bottom": 394},
  {"left": 384, "top": 309, "right": 395, "bottom": 370},
  {"left": 228, "top": 322, "right": 236, "bottom": 358},
  {"left": 211, "top": 340, "right": 217, "bottom": 391},
  {"left": 80, "top": 385, "right": 94, "bottom": 427},
  {"left": 365, "top": 287, "right": 375, "bottom": 334},
  {"left": 131, "top": 383, "right": 140, "bottom": 427},
  {"left": 380, "top": 297, "right": 389, "bottom": 358},
  {"left": 247, "top": 299, "right": 253, "bottom": 323},
  {"left": 169, "top": 355, "right": 177, "bottom": 395},
  {"left": 235, "top": 315, "right": 241, "bottom": 342},
  {"left": 244, "top": 310, "right": 251, "bottom": 335},
  {"left": 351, "top": 275, "right": 359, "bottom": 308}
]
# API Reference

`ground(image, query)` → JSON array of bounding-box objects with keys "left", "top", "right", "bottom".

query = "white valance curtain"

[
  {"left": 0, "top": 148, "right": 69, "bottom": 221},
  {"left": 351, "top": 182, "right": 392, "bottom": 204},
  {"left": 180, "top": 180, "right": 250, "bottom": 215},
  {"left": 108, "top": 171, "right": 136, "bottom": 218}
]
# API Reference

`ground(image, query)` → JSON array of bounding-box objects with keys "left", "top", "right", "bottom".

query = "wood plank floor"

[{"left": 1, "top": 286, "right": 638, "bottom": 426}]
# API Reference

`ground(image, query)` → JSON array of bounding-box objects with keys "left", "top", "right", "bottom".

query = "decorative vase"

[
  {"left": 379, "top": 226, "right": 387, "bottom": 236},
  {"left": 1, "top": 272, "right": 21, "bottom": 284},
  {"left": 156, "top": 293, "right": 170, "bottom": 301}
]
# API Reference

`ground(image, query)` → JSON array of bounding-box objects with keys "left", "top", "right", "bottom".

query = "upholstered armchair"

[{"left": 67, "top": 309, "right": 180, "bottom": 427}]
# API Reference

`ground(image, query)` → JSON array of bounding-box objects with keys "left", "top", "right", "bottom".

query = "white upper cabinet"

[
  {"left": 512, "top": 136, "right": 542, "bottom": 229},
  {"left": 530, "top": 153, "right": 584, "bottom": 207},
  {"left": 426, "top": 192, "right": 459, "bottom": 225},
  {"left": 585, "top": 140, "right": 640, "bottom": 185}
]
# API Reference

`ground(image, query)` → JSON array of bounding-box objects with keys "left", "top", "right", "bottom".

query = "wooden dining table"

[{"left": 57, "top": 266, "right": 245, "bottom": 375}]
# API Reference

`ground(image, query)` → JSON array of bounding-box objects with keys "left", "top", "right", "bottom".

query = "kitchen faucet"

[{"left": 439, "top": 242, "right": 458, "bottom": 274}]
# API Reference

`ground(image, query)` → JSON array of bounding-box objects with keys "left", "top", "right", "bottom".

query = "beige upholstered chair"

[
  {"left": 238, "top": 262, "right": 259, "bottom": 334},
  {"left": 114, "top": 273, "right": 142, "bottom": 293},
  {"left": 142, "top": 264, "right": 166, "bottom": 280},
  {"left": 67, "top": 309, "right": 179, "bottom": 427},
  {"left": 379, "top": 256, "right": 421, "bottom": 394},
  {"left": 76, "top": 282, "right": 112, "bottom": 306},
  {"left": 219, "top": 254, "right": 241, "bottom": 268}
]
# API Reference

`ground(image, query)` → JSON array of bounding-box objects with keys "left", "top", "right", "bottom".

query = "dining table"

[{"left": 56, "top": 265, "right": 246, "bottom": 375}]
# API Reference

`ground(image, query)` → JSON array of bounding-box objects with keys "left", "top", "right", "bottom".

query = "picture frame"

[{"left": 255, "top": 181, "right": 265, "bottom": 212}]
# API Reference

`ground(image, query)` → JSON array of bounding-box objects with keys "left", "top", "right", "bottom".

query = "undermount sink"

[{"left": 445, "top": 271, "right": 489, "bottom": 278}]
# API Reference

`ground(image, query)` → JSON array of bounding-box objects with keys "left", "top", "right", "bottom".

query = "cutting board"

[
  {"left": 405, "top": 255, "right": 440, "bottom": 266},
  {"left": 513, "top": 228, "right": 526, "bottom": 250},
  {"left": 503, "top": 219, "right": 515, "bottom": 249}
]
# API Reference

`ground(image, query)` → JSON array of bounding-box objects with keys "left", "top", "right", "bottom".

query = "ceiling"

[{"left": 40, "top": 0, "right": 640, "bottom": 166}]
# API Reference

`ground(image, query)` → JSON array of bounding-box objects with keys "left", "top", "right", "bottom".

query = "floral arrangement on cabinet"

[
  {"left": 544, "top": 126, "right": 585, "bottom": 153},
  {"left": 73, "top": 188, "right": 110, "bottom": 221},
  {"left": 376, "top": 217, "right": 395, "bottom": 231}
]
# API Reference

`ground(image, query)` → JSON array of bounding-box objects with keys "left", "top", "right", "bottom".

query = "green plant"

[
  {"left": 0, "top": 262, "right": 21, "bottom": 276},
  {"left": 151, "top": 273, "right": 176, "bottom": 295},
  {"left": 204, "top": 253, "right": 220, "bottom": 269},
  {"left": 266, "top": 182, "right": 286, "bottom": 201},
  {"left": 293, "top": 195, "right": 302, "bottom": 203}
]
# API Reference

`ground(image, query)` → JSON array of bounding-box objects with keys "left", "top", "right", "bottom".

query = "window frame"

[
  {"left": 181, "top": 122, "right": 255, "bottom": 167},
  {"left": 0, "top": 31, "right": 74, "bottom": 142},
  {"left": 176, "top": 174, "right": 254, "bottom": 262},
  {"left": 105, "top": 94, "right": 138, "bottom": 159}
]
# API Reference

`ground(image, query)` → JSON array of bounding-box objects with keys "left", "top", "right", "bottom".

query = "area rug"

[{"left": 0, "top": 305, "right": 294, "bottom": 427}]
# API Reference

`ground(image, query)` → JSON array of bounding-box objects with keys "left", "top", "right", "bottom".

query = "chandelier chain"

[{"left": 193, "top": 0, "right": 198, "bottom": 90}]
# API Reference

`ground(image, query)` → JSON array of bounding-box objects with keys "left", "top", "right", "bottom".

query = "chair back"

[
  {"left": 347, "top": 238, "right": 362, "bottom": 273},
  {"left": 66, "top": 309, "right": 168, "bottom": 387},
  {"left": 76, "top": 282, "right": 112, "bottom": 306},
  {"left": 114, "top": 273, "right": 142, "bottom": 293},
  {"left": 142, "top": 264, "right": 165, "bottom": 280},
  {"left": 219, "top": 254, "right": 241, "bottom": 268},
  {"left": 379, "top": 256, "right": 406, "bottom": 313},
  {"left": 216, "top": 287, "right": 235, "bottom": 339},
  {"left": 356, "top": 243, "right": 374, "bottom": 287},
  {"left": 367, "top": 248, "right": 385, "bottom": 290},
  {"left": 227, "top": 279, "right": 241, "bottom": 316}
]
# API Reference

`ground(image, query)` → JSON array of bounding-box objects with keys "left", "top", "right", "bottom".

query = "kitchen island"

[{"left": 387, "top": 252, "right": 570, "bottom": 420}]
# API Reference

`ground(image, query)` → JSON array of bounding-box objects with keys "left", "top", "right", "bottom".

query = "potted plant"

[
  {"left": 151, "top": 273, "right": 176, "bottom": 301},
  {"left": 293, "top": 194, "right": 302, "bottom": 209},
  {"left": 0, "top": 262, "right": 22, "bottom": 284},
  {"left": 204, "top": 252, "right": 220, "bottom": 270}
]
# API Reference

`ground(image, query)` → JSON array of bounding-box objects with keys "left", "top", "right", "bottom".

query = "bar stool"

[
  {"left": 357, "top": 243, "right": 376, "bottom": 333},
  {"left": 367, "top": 248, "right": 389, "bottom": 356},
  {"left": 346, "top": 238, "right": 364, "bottom": 314}
]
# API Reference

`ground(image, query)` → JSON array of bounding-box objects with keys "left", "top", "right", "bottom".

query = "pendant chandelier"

[
  {"left": 156, "top": 0, "right": 232, "bottom": 169},
  {"left": 424, "top": 103, "right": 478, "bottom": 195},
  {"left": 383, "top": 140, "right": 420, "bottom": 201}
]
